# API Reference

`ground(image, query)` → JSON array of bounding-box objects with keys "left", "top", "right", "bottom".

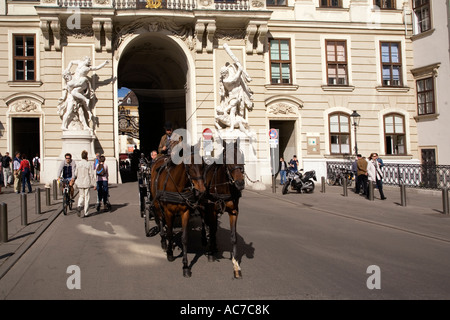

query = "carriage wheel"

[{"left": 145, "top": 207, "right": 159, "bottom": 237}]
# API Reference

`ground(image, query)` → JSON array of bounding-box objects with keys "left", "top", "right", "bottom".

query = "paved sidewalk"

[{"left": 0, "top": 183, "right": 63, "bottom": 278}]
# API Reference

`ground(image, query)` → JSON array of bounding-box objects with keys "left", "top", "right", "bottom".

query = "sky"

[{"left": 118, "top": 87, "right": 130, "bottom": 98}]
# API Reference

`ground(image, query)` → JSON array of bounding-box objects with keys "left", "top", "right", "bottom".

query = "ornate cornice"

[{"left": 114, "top": 18, "right": 195, "bottom": 51}]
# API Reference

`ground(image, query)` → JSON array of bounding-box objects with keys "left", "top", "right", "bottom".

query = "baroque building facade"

[{"left": 0, "top": 0, "right": 421, "bottom": 185}]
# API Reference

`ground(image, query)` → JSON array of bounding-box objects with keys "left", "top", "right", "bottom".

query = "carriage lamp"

[{"left": 350, "top": 110, "right": 361, "bottom": 155}]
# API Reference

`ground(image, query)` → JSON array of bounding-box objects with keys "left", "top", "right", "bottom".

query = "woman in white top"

[{"left": 368, "top": 153, "right": 386, "bottom": 200}]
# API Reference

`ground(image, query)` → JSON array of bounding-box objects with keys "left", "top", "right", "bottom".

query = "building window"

[
  {"left": 380, "top": 42, "right": 402, "bottom": 87},
  {"left": 13, "top": 34, "right": 36, "bottom": 81},
  {"left": 326, "top": 40, "right": 348, "bottom": 86},
  {"left": 329, "top": 113, "right": 351, "bottom": 154},
  {"left": 269, "top": 39, "right": 292, "bottom": 85},
  {"left": 320, "top": 0, "right": 342, "bottom": 7},
  {"left": 266, "top": 0, "right": 287, "bottom": 6},
  {"left": 374, "top": 0, "right": 395, "bottom": 9},
  {"left": 384, "top": 113, "right": 406, "bottom": 155},
  {"left": 413, "top": 0, "right": 431, "bottom": 33},
  {"left": 417, "top": 77, "right": 435, "bottom": 115}
]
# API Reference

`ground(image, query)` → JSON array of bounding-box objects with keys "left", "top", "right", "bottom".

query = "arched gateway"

[{"left": 115, "top": 26, "right": 197, "bottom": 158}]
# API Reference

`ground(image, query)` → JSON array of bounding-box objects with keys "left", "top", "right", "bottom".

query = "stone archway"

[{"left": 116, "top": 30, "right": 194, "bottom": 156}]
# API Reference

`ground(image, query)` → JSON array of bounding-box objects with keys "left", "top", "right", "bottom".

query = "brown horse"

[
  {"left": 200, "top": 140, "right": 245, "bottom": 278},
  {"left": 149, "top": 143, "right": 206, "bottom": 278}
]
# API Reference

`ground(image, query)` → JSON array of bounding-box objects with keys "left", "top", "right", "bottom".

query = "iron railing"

[{"left": 326, "top": 161, "right": 450, "bottom": 190}]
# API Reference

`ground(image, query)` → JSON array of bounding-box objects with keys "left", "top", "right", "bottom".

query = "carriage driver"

[{"left": 57, "top": 153, "right": 77, "bottom": 200}]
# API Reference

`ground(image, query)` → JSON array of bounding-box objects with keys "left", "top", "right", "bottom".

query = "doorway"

[
  {"left": 269, "top": 120, "right": 296, "bottom": 161},
  {"left": 12, "top": 117, "right": 40, "bottom": 162}
]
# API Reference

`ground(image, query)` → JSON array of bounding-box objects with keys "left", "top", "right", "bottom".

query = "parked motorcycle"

[{"left": 282, "top": 169, "right": 317, "bottom": 194}]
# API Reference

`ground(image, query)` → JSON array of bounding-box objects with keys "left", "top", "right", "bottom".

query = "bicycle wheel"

[
  {"left": 62, "top": 192, "right": 68, "bottom": 215},
  {"left": 68, "top": 194, "right": 73, "bottom": 210},
  {"left": 326, "top": 174, "right": 336, "bottom": 186},
  {"left": 346, "top": 174, "right": 353, "bottom": 187}
]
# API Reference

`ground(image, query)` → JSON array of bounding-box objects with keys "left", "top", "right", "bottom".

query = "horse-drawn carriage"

[{"left": 140, "top": 140, "right": 245, "bottom": 278}]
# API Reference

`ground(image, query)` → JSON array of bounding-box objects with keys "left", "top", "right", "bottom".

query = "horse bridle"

[{"left": 225, "top": 164, "right": 245, "bottom": 187}]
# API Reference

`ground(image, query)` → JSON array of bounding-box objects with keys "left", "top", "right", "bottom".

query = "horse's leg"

[
  {"left": 201, "top": 217, "right": 207, "bottom": 247},
  {"left": 166, "top": 213, "right": 175, "bottom": 262},
  {"left": 181, "top": 209, "right": 191, "bottom": 277},
  {"left": 206, "top": 208, "right": 218, "bottom": 262},
  {"left": 229, "top": 209, "right": 242, "bottom": 279}
]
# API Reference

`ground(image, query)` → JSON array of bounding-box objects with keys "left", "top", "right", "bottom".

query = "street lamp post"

[{"left": 350, "top": 110, "right": 361, "bottom": 155}]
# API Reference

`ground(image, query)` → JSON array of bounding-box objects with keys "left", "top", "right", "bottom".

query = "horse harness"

[
  {"left": 203, "top": 163, "right": 244, "bottom": 216},
  {"left": 150, "top": 156, "right": 203, "bottom": 217}
]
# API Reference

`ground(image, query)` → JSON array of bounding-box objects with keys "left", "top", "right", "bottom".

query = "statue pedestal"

[
  {"left": 214, "top": 129, "right": 266, "bottom": 190},
  {"left": 60, "top": 130, "right": 96, "bottom": 161}
]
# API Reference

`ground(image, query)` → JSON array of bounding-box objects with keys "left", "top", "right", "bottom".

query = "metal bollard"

[
  {"left": 400, "top": 183, "right": 407, "bottom": 207},
  {"left": 321, "top": 176, "right": 326, "bottom": 193},
  {"left": 368, "top": 181, "right": 374, "bottom": 201},
  {"left": 442, "top": 187, "right": 449, "bottom": 214},
  {"left": 46, "top": 187, "right": 51, "bottom": 206},
  {"left": 35, "top": 187, "right": 41, "bottom": 215},
  {"left": 0, "top": 203, "right": 7, "bottom": 243},
  {"left": 343, "top": 177, "right": 348, "bottom": 196},
  {"left": 20, "top": 193, "right": 28, "bottom": 226},
  {"left": 53, "top": 179, "right": 58, "bottom": 200}
]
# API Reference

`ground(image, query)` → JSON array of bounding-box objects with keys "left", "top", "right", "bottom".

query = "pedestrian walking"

[
  {"left": 32, "top": 153, "right": 40, "bottom": 182},
  {"left": 277, "top": 157, "right": 287, "bottom": 185},
  {"left": 95, "top": 155, "right": 111, "bottom": 212},
  {"left": 355, "top": 154, "right": 368, "bottom": 196},
  {"left": 73, "top": 150, "right": 95, "bottom": 217},
  {"left": 13, "top": 151, "right": 22, "bottom": 194},
  {"left": 18, "top": 153, "right": 32, "bottom": 193},
  {"left": 2, "top": 152, "right": 12, "bottom": 187},
  {"left": 368, "top": 153, "right": 386, "bottom": 200}
]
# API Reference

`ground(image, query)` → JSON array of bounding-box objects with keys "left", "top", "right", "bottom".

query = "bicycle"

[
  {"left": 60, "top": 179, "right": 74, "bottom": 215},
  {"left": 326, "top": 168, "right": 354, "bottom": 187}
]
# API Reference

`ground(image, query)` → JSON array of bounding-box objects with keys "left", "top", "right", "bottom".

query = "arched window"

[
  {"left": 329, "top": 112, "right": 351, "bottom": 154},
  {"left": 384, "top": 113, "right": 406, "bottom": 155}
]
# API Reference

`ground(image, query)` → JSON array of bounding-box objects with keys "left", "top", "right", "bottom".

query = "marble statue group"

[{"left": 57, "top": 56, "right": 108, "bottom": 133}]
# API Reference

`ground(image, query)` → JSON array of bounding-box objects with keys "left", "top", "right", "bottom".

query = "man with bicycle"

[{"left": 57, "top": 153, "right": 77, "bottom": 200}]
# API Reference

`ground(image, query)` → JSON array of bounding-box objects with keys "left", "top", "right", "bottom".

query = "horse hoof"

[
  {"left": 167, "top": 253, "right": 175, "bottom": 262},
  {"left": 207, "top": 254, "right": 215, "bottom": 262},
  {"left": 183, "top": 268, "right": 192, "bottom": 278},
  {"left": 233, "top": 270, "right": 242, "bottom": 279}
]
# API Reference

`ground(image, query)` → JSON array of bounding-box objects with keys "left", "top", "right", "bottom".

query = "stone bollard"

[
  {"left": 368, "top": 181, "right": 374, "bottom": 201},
  {"left": 0, "top": 203, "right": 7, "bottom": 243},
  {"left": 343, "top": 177, "right": 348, "bottom": 197},
  {"left": 46, "top": 187, "right": 51, "bottom": 206},
  {"left": 20, "top": 193, "right": 28, "bottom": 226},
  {"left": 53, "top": 179, "right": 58, "bottom": 200},
  {"left": 35, "top": 187, "right": 41, "bottom": 215},
  {"left": 400, "top": 183, "right": 407, "bottom": 207},
  {"left": 442, "top": 187, "right": 449, "bottom": 214}
]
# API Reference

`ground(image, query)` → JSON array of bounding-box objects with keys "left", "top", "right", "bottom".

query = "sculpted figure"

[
  {"left": 215, "top": 45, "right": 254, "bottom": 137},
  {"left": 57, "top": 56, "right": 108, "bottom": 132}
]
